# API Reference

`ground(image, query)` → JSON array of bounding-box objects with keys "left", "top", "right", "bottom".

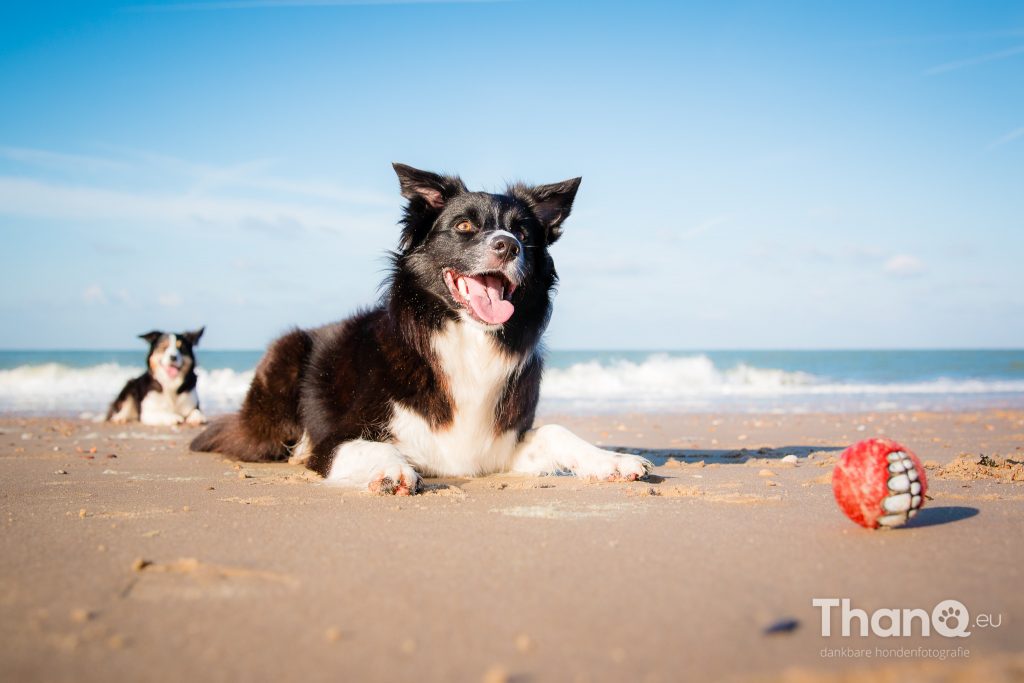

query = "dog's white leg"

[
  {"left": 325, "top": 440, "right": 421, "bottom": 495},
  {"left": 108, "top": 401, "right": 138, "bottom": 424},
  {"left": 140, "top": 410, "right": 184, "bottom": 426},
  {"left": 511, "top": 424, "right": 653, "bottom": 481},
  {"left": 184, "top": 408, "right": 207, "bottom": 426}
]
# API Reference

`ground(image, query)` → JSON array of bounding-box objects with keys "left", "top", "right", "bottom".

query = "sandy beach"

[{"left": 1, "top": 410, "right": 1022, "bottom": 682}]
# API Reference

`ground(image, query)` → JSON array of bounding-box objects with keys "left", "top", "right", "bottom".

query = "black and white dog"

[
  {"left": 190, "top": 164, "right": 651, "bottom": 494},
  {"left": 107, "top": 329, "right": 207, "bottom": 426}
]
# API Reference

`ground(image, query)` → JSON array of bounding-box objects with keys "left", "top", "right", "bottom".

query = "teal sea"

[{"left": 1, "top": 349, "right": 1023, "bottom": 416}]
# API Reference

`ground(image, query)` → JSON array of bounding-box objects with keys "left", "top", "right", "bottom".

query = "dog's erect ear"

[
  {"left": 138, "top": 331, "right": 162, "bottom": 345},
  {"left": 521, "top": 177, "right": 582, "bottom": 244},
  {"left": 181, "top": 327, "right": 205, "bottom": 347},
  {"left": 392, "top": 163, "right": 467, "bottom": 211}
]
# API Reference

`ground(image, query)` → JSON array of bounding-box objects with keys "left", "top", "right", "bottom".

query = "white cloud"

[
  {"left": 158, "top": 292, "right": 184, "bottom": 308},
  {"left": 678, "top": 214, "right": 734, "bottom": 240},
  {"left": 0, "top": 176, "right": 388, "bottom": 235},
  {"left": 82, "top": 284, "right": 108, "bottom": 305},
  {"left": 884, "top": 254, "right": 925, "bottom": 277},
  {"left": 0, "top": 145, "right": 394, "bottom": 239}
]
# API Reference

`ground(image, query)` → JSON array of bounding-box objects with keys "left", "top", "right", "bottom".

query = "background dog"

[
  {"left": 107, "top": 328, "right": 206, "bottom": 426},
  {"left": 190, "top": 164, "right": 650, "bottom": 493}
]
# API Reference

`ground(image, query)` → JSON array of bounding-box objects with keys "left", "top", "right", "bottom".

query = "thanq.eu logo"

[{"left": 812, "top": 598, "right": 1002, "bottom": 638}]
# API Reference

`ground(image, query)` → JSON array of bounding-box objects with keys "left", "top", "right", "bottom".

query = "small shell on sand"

[
  {"left": 482, "top": 666, "right": 509, "bottom": 683},
  {"left": 780, "top": 455, "right": 799, "bottom": 464},
  {"left": 69, "top": 608, "right": 93, "bottom": 623}
]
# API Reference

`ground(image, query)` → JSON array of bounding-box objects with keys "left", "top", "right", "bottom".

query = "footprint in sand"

[{"left": 124, "top": 558, "right": 298, "bottom": 601}]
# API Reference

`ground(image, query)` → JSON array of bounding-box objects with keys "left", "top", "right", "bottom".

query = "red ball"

[{"left": 832, "top": 438, "right": 928, "bottom": 528}]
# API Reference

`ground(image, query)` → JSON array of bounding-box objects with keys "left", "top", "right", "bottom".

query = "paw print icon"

[{"left": 932, "top": 599, "right": 972, "bottom": 637}]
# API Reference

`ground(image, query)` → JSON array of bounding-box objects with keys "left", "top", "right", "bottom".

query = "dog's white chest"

[
  {"left": 389, "top": 322, "right": 521, "bottom": 477},
  {"left": 140, "top": 386, "right": 198, "bottom": 425}
]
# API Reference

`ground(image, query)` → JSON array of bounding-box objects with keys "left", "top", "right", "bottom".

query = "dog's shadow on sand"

[
  {"left": 608, "top": 444, "right": 845, "bottom": 466},
  {"left": 609, "top": 445, "right": 980, "bottom": 528}
]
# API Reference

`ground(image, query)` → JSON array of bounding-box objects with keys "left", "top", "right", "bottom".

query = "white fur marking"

[
  {"left": 389, "top": 321, "right": 521, "bottom": 477},
  {"left": 511, "top": 424, "right": 653, "bottom": 480},
  {"left": 108, "top": 399, "right": 138, "bottom": 424},
  {"left": 140, "top": 388, "right": 200, "bottom": 426},
  {"left": 288, "top": 431, "right": 313, "bottom": 465},
  {"left": 325, "top": 439, "right": 419, "bottom": 491}
]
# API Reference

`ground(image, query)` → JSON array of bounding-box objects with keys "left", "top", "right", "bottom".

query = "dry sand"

[{"left": 1, "top": 410, "right": 1022, "bottom": 682}]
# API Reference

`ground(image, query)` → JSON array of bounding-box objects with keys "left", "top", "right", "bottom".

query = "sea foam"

[{"left": 1, "top": 354, "right": 1023, "bottom": 415}]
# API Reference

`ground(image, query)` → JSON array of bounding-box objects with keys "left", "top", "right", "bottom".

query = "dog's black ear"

[
  {"left": 138, "top": 331, "right": 162, "bottom": 345},
  {"left": 520, "top": 177, "right": 582, "bottom": 244},
  {"left": 181, "top": 327, "right": 205, "bottom": 347},
  {"left": 392, "top": 163, "right": 467, "bottom": 211}
]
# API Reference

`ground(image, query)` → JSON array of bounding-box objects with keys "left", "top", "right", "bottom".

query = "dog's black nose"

[{"left": 490, "top": 234, "right": 520, "bottom": 260}]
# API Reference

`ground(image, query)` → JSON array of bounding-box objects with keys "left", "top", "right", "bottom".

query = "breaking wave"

[
  {"left": 539, "top": 354, "right": 1024, "bottom": 411},
  {"left": 0, "top": 363, "right": 253, "bottom": 416},
  {"left": 1, "top": 353, "right": 1023, "bottom": 415}
]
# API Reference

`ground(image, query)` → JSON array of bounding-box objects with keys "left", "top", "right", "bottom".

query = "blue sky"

[{"left": 0, "top": 0, "right": 1022, "bottom": 350}]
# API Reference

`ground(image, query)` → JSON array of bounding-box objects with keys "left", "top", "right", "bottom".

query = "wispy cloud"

[
  {"left": 0, "top": 176, "right": 383, "bottom": 234},
  {"left": 126, "top": 0, "right": 506, "bottom": 11},
  {"left": 82, "top": 284, "right": 108, "bottom": 305},
  {"left": 158, "top": 292, "right": 184, "bottom": 308},
  {"left": 3, "top": 145, "right": 392, "bottom": 207},
  {"left": 80, "top": 284, "right": 136, "bottom": 306},
  {"left": 884, "top": 254, "right": 925, "bottom": 277},
  {"left": 988, "top": 125, "right": 1024, "bottom": 149},
  {"left": 0, "top": 145, "right": 397, "bottom": 236},
  {"left": 0, "top": 146, "right": 131, "bottom": 174},
  {"left": 924, "top": 44, "right": 1024, "bottom": 75},
  {"left": 844, "top": 28, "right": 1024, "bottom": 48},
  {"left": 679, "top": 214, "right": 734, "bottom": 241}
]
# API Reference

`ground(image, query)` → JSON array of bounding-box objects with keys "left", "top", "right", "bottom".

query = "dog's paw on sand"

[
  {"left": 368, "top": 471, "right": 421, "bottom": 496},
  {"left": 575, "top": 453, "right": 654, "bottom": 482}
]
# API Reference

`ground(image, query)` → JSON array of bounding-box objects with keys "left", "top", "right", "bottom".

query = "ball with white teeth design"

[{"left": 832, "top": 438, "right": 928, "bottom": 529}]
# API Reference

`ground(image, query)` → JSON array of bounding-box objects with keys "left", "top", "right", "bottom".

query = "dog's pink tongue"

[
  {"left": 165, "top": 365, "right": 180, "bottom": 379},
  {"left": 462, "top": 275, "right": 514, "bottom": 325}
]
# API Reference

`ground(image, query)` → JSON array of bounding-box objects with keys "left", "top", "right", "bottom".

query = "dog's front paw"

[
  {"left": 574, "top": 451, "right": 654, "bottom": 482},
  {"left": 367, "top": 462, "right": 421, "bottom": 496},
  {"left": 184, "top": 409, "right": 207, "bottom": 426},
  {"left": 326, "top": 441, "right": 423, "bottom": 495}
]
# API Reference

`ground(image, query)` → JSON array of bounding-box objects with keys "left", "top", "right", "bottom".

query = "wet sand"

[{"left": 1, "top": 410, "right": 1022, "bottom": 682}]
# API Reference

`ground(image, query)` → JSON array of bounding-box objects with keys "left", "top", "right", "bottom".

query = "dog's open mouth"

[
  {"left": 443, "top": 269, "right": 517, "bottom": 325},
  {"left": 163, "top": 362, "right": 182, "bottom": 379}
]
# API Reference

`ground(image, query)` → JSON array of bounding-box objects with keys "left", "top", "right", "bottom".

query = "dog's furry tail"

[
  {"left": 189, "top": 413, "right": 289, "bottom": 462},
  {"left": 189, "top": 328, "right": 313, "bottom": 462}
]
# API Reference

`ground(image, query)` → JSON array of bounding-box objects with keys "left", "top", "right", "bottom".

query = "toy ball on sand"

[{"left": 832, "top": 438, "right": 927, "bottom": 529}]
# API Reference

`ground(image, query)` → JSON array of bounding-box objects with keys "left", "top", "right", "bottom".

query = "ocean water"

[{"left": 1, "top": 349, "right": 1023, "bottom": 417}]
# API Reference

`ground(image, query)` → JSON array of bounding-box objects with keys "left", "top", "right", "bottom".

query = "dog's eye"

[
  {"left": 176, "top": 340, "right": 182, "bottom": 349},
  {"left": 454, "top": 220, "right": 475, "bottom": 234}
]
